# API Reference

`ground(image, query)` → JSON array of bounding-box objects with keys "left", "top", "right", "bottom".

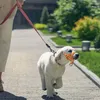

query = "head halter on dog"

[{"left": 64, "top": 51, "right": 75, "bottom": 65}]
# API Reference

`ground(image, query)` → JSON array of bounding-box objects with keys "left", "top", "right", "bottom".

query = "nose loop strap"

[{"left": 64, "top": 52, "right": 75, "bottom": 65}]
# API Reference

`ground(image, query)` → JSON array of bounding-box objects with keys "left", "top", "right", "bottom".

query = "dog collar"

[{"left": 55, "top": 59, "right": 62, "bottom": 66}]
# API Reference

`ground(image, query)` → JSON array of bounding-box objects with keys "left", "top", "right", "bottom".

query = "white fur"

[{"left": 37, "top": 46, "right": 75, "bottom": 97}]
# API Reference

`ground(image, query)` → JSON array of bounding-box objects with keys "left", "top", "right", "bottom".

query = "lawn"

[
  {"left": 78, "top": 51, "right": 100, "bottom": 77},
  {"left": 41, "top": 29, "right": 70, "bottom": 36},
  {"left": 41, "top": 29, "right": 56, "bottom": 35},
  {"left": 51, "top": 37, "right": 82, "bottom": 46},
  {"left": 51, "top": 37, "right": 94, "bottom": 46}
]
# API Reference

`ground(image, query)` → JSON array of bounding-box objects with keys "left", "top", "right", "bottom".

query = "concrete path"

[{"left": 0, "top": 29, "right": 100, "bottom": 100}]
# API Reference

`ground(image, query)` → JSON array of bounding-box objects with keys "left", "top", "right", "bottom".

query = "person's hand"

[{"left": 18, "top": 0, "right": 25, "bottom": 5}]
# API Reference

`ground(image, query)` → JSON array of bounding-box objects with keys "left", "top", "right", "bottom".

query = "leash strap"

[
  {"left": 16, "top": 0, "right": 55, "bottom": 52},
  {"left": 0, "top": 3, "right": 17, "bottom": 25},
  {"left": 0, "top": 0, "right": 55, "bottom": 53}
]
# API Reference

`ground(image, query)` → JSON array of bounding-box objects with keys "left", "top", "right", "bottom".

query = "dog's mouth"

[{"left": 64, "top": 52, "right": 79, "bottom": 64}]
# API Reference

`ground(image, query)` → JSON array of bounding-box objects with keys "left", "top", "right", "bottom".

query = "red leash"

[
  {"left": 16, "top": 0, "right": 48, "bottom": 45},
  {"left": 0, "top": 0, "right": 54, "bottom": 52},
  {"left": 0, "top": 3, "right": 17, "bottom": 25}
]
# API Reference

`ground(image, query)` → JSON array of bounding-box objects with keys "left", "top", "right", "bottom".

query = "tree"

[
  {"left": 94, "top": 34, "right": 100, "bottom": 50},
  {"left": 53, "top": 0, "right": 100, "bottom": 31},
  {"left": 40, "top": 6, "right": 49, "bottom": 24},
  {"left": 47, "top": 14, "right": 60, "bottom": 32}
]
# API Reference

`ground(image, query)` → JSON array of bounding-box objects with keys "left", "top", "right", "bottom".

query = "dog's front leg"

[
  {"left": 38, "top": 67, "right": 46, "bottom": 90},
  {"left": 41, "top": 77, "right": 46, "bottom": 91},
  {"left": 45, "top": 76, "right": 54, "bottom": 98},
  {"left": 53, "top": 77, "right": 63, "bottom": 89}
]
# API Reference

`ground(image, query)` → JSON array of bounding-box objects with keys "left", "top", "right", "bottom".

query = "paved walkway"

[{"left": 0, "top": 29, "right": 100, "bottom": 100}]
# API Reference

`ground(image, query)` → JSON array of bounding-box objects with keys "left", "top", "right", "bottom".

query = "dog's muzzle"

[
  {"left": 73, "top": 53, "right": 79, "bottom": 60},
  {"left": 64, "top": 52, "right": 79, "bottom": 64}
]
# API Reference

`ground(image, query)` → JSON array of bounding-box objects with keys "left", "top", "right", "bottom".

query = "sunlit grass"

[
  {"left": 41, "top": 29, "right": 56, "bottom": 35},
  {"left": 78, "top": 51, "right": 100, "bottom": 77},
  {"left": 51, "top": 37, "right": 82, "bottom": 46},
  {"left": 51, "top": 37, "right": 94, "bottom": 46}
]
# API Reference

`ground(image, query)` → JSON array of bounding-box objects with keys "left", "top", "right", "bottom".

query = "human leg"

[{"left": 0, "top": 17, "right": 14, "bottom": 92}]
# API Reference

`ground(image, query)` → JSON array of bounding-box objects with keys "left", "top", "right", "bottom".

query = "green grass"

[
  {"left": 41, "top": 29, "right": 71, "bottom": 36},
  {"left": 41, "top": 29, "right": 56, "bottom": 35},
  {"left": 51, "top": 37, "right": 94, "bottom": 46},
  {"left": 51, "top": 37, "right": 82, "bottom": 46},
  {"left": 61, "top": 30, "right": 71, "bottom": 35},
  {"left": 78, "top": 51, "right": 100, "bottom": 77}
]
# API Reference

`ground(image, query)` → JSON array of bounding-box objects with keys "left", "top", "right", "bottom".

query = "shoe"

[{"left": 0, "top": 80, "right": 4, "bottom": 92}]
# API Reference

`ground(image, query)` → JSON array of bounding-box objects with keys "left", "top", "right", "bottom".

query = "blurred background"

[{"left": 13, "top": 0, "right": 57, "bottom": 29}]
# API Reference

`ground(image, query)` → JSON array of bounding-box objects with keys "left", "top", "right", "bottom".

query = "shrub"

[
  {"left": 34, "top": 23, "right": 47, "bottom": 30},
  {"left": 94, "top": 34, "right": 100, "bottom": 49},
  {"left": 53, "top": 0, "right": 100, "bottom": 31},
  {"left": 40, "top": 6, "right": 49, "bottom": 24},
  {"left": 47, "top": 15, "right": 60, "bottom": 32},
  {"left": 73, "top": 16, "right": 100, "bottom": 40}
]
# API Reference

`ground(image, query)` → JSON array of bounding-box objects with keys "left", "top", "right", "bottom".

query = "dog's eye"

[{"left": 68, "top": 49, "right": 72, "bottom": 53}]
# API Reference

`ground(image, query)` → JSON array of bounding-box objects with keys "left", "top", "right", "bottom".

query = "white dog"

[{"left": 37, "top": 46, "right": 79, "bottom": 98}]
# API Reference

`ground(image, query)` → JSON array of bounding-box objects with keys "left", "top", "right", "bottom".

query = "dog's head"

[{"left": 55, "top": 46, "right": 79, "bottom": 65}]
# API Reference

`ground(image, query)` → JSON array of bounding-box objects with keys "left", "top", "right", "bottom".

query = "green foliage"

[
  {"left": 73, "top": 16, "right": 100, "bottom": 40},
  {"left": 53, "top": 0, "right": 100, "bottom": 31},
  {"left": 47, "top": 15, "right": 60, "bottom": 32},
  {"left": 34, "top": 23, "right": 47, "bottom": 30},
  {"left": 94, "top": 34, "right": 100, "bottom": 49},
  {"left": 40, "top": 6, "right": 49, "bottom": 24}
]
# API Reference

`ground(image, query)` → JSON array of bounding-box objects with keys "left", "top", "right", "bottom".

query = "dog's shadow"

[
  {"left": 42, "top": 95, "right": 65, "bottom": 100},
  {"left": 0, "top": 91, "right": 27, "bottom": 100}
]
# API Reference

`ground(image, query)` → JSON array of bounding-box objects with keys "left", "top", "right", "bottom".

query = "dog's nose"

[{"left": 73, "top": 53, "right": 79, "bottom": 60}]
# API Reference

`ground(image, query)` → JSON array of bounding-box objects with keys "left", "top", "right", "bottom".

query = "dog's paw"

[
  {"left": 53, "top": 83, "right": 62, "bottom": 89},
  {"left": 53, "top": 83, "right": 57, "bottom": 86},
  {"left": 42, "top": 88, "right": 47, "bottom": 91},
  {"left": 47, "top": 94, "right": 54, "bottom": 98},
  {"left": 53, "top": 92, "right": 58, "bottom": 96},
  {"left": 53, "top": 83, "right": 57, "bottom": 89}
]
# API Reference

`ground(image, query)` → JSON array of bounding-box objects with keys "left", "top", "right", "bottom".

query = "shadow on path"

[
  {"left": 0, "top": 91, "right": 27, "bottom": 100},
  {"left": 42, "top": 95, "right": 65, "bottom": 100}
]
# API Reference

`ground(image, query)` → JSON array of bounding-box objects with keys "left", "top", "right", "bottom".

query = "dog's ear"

[{"left": 55, "top": 50, "right": 63, "bottom": 61}]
